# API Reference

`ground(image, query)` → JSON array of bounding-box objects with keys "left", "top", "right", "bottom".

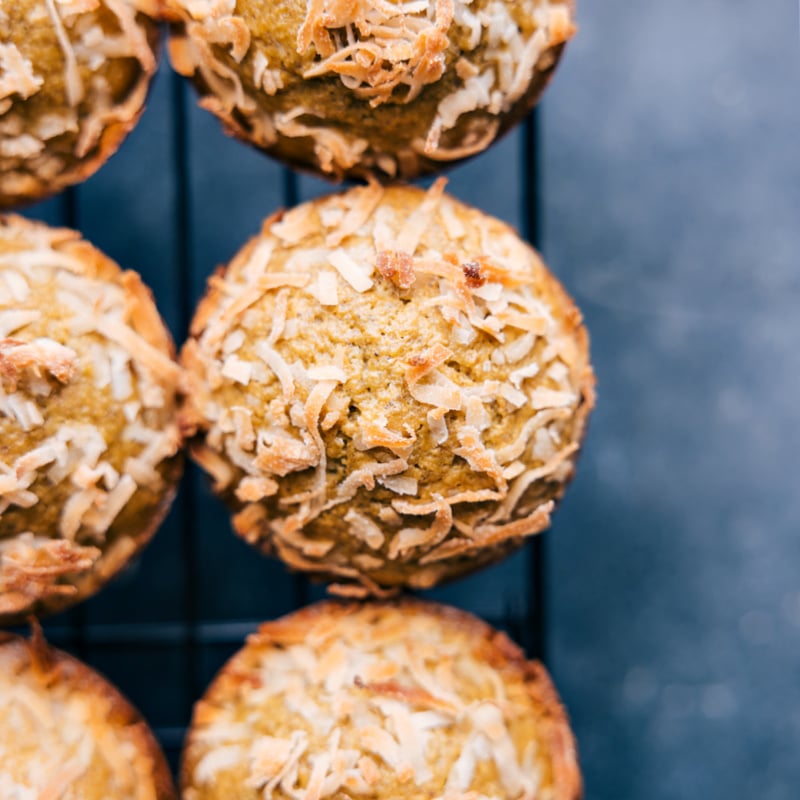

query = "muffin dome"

[
  {"left": 0, "top": 630, "right": 177, "bottom": 800},
  {"left": 182, "top": 601, "right": 581, "bottom": 800},
  {"left": 0, "top": 0, "right": 160, "bottom": 208},
  {"left": 181, "top": 182, "right": 594, "bottom": 596},
  {"left": 0, "top": 215, "right": 183, "bottom": 622},
  {"left": 165, "top": 0, "right": 575, "bottom": 181}
]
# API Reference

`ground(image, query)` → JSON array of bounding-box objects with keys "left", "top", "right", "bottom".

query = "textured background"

[
  {"left": 20, "top": 0, "right": 800, "bottom": 797},
  {"left": 544, "top": 2, "right": 800, "bottom": 798}
]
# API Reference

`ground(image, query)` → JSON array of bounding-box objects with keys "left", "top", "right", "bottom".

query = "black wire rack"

[{"left": 26, "top": 66, "right": 549, "bottom": 770}]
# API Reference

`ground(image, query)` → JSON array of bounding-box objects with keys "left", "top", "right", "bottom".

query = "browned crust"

[
  {"left": 0, "top": 8, "right": 162, "bottom": 210},
  {"left": 0, "top": 629, "right": 177, "bottom": 800},
  {"left": 0, "top": 213, "right": 184, "bottom": 625},
  {"left": 181, "top": 599, "right": 582, "bottom": 800}
]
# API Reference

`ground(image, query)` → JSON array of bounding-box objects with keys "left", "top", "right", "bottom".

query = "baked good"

[
  {"left": 0, "top": 215, "right": 183, "bottom": 623},
  {"left": 181, "top": 181, "right": 594, "bottom": 596},
  {"left": 182, "top": 600, "right": 581, "bottom": 800},
  {"left": 164, "top": 0, "right": 576, "bottom": 181},
  {"left": 0, "top": 0, "right": 160, "bottom": 209},
  {"left": 0, "top": 629, "right": 177, "bottom": 799}
]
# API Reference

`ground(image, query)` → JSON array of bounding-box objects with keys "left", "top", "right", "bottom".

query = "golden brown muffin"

[
  {"left": 0, "top": 215, "right": 183, "bottom": 623},
  {"left": 181, "top": 182, "right": 594, "bottom": 596},
  {"left": 182, "top": 600, "right": 582, "bottom": 800},
  {"left": 164, "top": 0, "right": 575, "bottom": 181},
  {"left": 0, "top": 629, "right": 177, "bottom": 800},
  {"left": 0, "top": 0, "right": 161, "bottom": 209}
]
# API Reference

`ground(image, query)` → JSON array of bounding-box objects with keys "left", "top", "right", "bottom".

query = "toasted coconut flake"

[
  {"left": 191, "top": 443, "right": 235, "bottom": 491},
  {"left": 230, "top": 406, "right": 256, "bottom": 451},
  {"left": 254, "top": 342, "right": 295, "bottom": 400},
  {"left": 305, "top": 377, "right": 337, "bottom": 454},
  {"left": 354, "top": 415, "right": 416, "bottom": 459},
  {"left": 235, "top": 476, "right": 279, "bottom": 503},
  {"left": 426, "top": 406, "right": 449, "bottom": 445},
  {"left": 344, "top": 508, "right": 385, "bottom": 550},
  {"left": 221, "top": 354, "right": 252, "bottom": 384},
  {"left": 494, "top": 408, "right": 570, "bottom": 465},
  {"left": 529, "top": 387, "right": 576, "bottom": 410},
  {"left": 82, "top": 473, "right": 137, "bottom": 536},
  {"left": 407, "top": 370, "right": 463, "bottom": 411},
  {"left": 395, "top": 177, "right": 447, "bottom": 254},
  {"left": 316, "top": 271, "right": 339, "bottom": 306},
  {"left": 376, "top": 250, "right": 416, "bottom": 290},
  {"left": 499, "top": 382, "right": 527, "bottom": 408},
  {"left": 326, "top": 178, "right": 384, "bottom": 247},
  {"left": 377, "top": 474, "right": 418, "bottom": 496},
  {"left": 389, "top": 496, "right": 452, "bottom": 559},
  {"left": 44, "top": 0, "right": 84, "bottom": 106},
  {"left": 0, "top": 44, "right": 44, "bottom": 101},
  {"left": 94, "top": 316, "right": 183, "bottom": 386},
  {"left": 329, "top": 248, "right": 374, "bottom": 293},
  {"left": 0, "top": 338, "right": 77, "bottom": 391},
  {"left": 327, "top": 458, "right": 409, "bottom": 510},
  {"left": 254, "top": 430, "right": 319, "bottom": 477},
  {"left": 405, "top": 343, "right": 453, "bottom": 387}
]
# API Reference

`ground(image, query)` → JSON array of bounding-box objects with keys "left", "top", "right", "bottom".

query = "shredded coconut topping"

[
  {"left": 0, "top": 215, "right": 182, "bottom": 619},
  {"left": 165, "top": 0, "right": 575, "bottom": 178},
  {"left": 297, "top": 0, "right": 455, "bottom": 107},
  {"left": 184, "top": 602, "right": 580, "bottom": 800},
  {"left": 0, "top": 0, "right": 159, "bottom": 206},
  {"left": 182, "top": 183, "right": 594, "bottom": 595},
  {"left": 0, "top": 633, "right": 173, "bottom": 800}
]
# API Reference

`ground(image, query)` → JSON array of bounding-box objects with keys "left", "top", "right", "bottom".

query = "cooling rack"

[{"left": 27, "top": 66, "right": 550, "bottom": 769}]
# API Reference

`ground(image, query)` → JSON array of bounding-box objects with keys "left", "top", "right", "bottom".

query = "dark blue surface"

[
  {"left": 544, "top": 2, "right": 800, "bottom": 798},
  {"left": 17, "top": 1, "right": 800, "bottom": 795}
]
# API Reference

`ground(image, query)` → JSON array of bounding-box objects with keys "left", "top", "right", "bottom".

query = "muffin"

[
  {"left": 0, "top": 629, "right": 177, "bottom": 800},
  {"left": 182, "top": 600, "right": 581, "bottom": 800},
  {"left": 181, "top": 181, "right": 594, "bottom": 596},
  {"left": 0, "top": 215, "right": 183, "bottom": 623},
  {"left": 0, "top": 0, "right": 161, "bottom": 208},
  {"left": 164, "top": 0, "right": 576, "bottom": 181}
]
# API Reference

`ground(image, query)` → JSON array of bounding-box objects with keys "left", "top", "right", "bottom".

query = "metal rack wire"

[{"left": 30, "top": 68, "right": 547, "bottom": 769}]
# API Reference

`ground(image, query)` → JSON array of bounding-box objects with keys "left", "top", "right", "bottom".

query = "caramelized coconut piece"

[
  {"left": 181, "top": 182, "right": 594, "bottom": 596},
  {"left": 182, "top": 601, "right": 582, "bottom": 800},
  {"left": 0, "top": 0, "right": 160, "bottom": 208},
  {"left": 164, "top": 0, "right": 576, "bottom": 181},
  {"left": 0, "top": 629, "right": 177, "bottom": 800},
  {"left": 0, "top": 215, "right": 183, "bottom": 623}
]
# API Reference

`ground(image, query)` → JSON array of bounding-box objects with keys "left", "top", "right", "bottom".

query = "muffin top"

[
  {"left": 0, "top": 630, "right": 176, "bottom": 800},
  {"left": 0, "top": 215, "right": 183, "bottom": 622},
  {"left": 165, "top": 0, "right": 575, "bottom": 180},
  {"left": 0, "top": 0, "right": 160, "bottom": 208},
  {"left": 182, "top": 600, "right": 581, "bottom": 800},
  {"left": 182, "top": 181, "right": 594, "bottom": 595}
]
